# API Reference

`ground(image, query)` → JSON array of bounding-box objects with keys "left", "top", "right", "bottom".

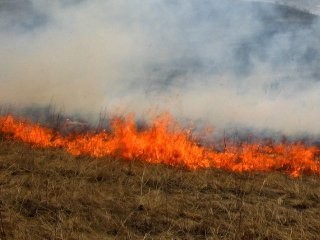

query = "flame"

[{"left": 0, "top": 114, "right": 319, "bottom": 176}]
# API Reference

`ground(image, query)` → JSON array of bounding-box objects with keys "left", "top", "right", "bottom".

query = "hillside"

[{"left": 0, "top": 140, "right": 319, "bottom": 239}]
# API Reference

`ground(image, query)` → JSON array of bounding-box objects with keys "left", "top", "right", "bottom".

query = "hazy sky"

[{"left": 0, "top": 0, "right": 319, "bottom": 136}]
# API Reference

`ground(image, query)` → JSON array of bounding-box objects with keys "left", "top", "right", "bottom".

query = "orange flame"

[{"left": 0, "top": 114, "right": 319, "bottom": 176}]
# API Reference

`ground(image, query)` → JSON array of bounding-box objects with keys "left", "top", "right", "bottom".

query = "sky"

[{"left": 0, "top": 0, "right": 319, "bottom": 137}]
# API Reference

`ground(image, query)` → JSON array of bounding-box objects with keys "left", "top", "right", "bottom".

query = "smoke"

[{"left": 0, "top": 0, "right": 319, "bottom": 136}]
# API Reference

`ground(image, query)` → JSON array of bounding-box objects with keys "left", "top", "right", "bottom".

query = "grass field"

[{"left": 0, "top": 140, "right": 319, "bottom": 239}]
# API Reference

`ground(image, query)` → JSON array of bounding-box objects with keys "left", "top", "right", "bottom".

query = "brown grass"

[{"left": 0, "top": 140, "right": 319, "bottom": 239}]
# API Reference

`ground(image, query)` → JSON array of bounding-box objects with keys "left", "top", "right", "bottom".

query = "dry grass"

[{"left": 0, "top": 140, "right": 319, "bottom": 239}]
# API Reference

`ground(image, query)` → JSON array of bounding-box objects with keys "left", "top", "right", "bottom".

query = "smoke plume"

[{"left": 0, "top": 0, "right": 319, "bottom": 137}]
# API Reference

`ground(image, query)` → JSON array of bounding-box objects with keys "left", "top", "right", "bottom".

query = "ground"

[{"left": 0, "top": 140, "right": 319, "bottom": 240}]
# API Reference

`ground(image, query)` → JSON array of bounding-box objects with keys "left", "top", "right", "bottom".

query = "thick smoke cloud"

[{"left": 0, "top": 0, "right": 319, "bottom": 136}]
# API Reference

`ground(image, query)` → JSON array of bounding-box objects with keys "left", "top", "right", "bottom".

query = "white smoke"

[{"left": 0, "top": 0, "right": 319, "bottom": 136}]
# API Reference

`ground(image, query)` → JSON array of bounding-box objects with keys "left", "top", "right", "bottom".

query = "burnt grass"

[{"left": 0, "top": 140, "right": 319, "bottom": 240}]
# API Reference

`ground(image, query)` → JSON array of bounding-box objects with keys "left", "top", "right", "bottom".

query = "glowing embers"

[{"left": 0, "top": 114, "right": 319, "bottom": 176}]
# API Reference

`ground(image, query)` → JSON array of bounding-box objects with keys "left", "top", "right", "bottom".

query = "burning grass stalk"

[{"left": 0, "top": 113, "right": 319, "bottom": 177}]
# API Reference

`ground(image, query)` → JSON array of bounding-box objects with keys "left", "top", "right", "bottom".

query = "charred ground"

[{"left": 0, "top": 140, "right": 319, "bottom": 240}]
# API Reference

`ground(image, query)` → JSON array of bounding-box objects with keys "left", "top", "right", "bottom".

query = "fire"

[{"left": 0, "top": 114, "right": 319, "bottom": 176}]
